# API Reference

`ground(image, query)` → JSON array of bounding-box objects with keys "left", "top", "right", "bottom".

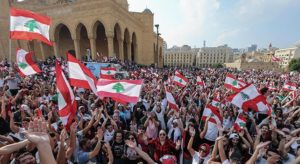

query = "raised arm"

[
  {"left": 88, "top": 128, "right": 103, "bottom": 159},
  {"left": 0, "top": 139, "right": 30, "bottom": 154},
  {"left": 187, "top": 128, "right": 196, "bottom": 156},
  {"left": 56, "top": 129, "right": 67, "bottom": 164}
]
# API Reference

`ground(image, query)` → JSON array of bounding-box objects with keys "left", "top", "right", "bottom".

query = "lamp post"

[{"left": 155, "top": 24, "right": 160, "bottom": 67}]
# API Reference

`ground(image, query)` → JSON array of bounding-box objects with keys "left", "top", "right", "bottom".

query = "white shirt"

[
  {"left": 153, "top": 106, "right": 166, "bottom": 130},
  {"left": 104, "top": 129, "right": 115, "bottom": 142},
  {"left": 192, "top": 152, "right": 210, "bottom": 164},
  {"left": 204, "top": 122, "right": 218, "bottom": 141},
  {"left": 167, "top": 127, "right": 181, "bottom": 143}
]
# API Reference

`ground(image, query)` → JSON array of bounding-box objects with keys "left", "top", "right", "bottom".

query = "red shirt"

[{"left": 148, "top": 138, "right": 177, "bottom": 162}]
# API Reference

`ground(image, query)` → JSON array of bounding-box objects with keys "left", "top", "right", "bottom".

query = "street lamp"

[{"left": 155, "top": 24, "right": 160, "bottom": 67}]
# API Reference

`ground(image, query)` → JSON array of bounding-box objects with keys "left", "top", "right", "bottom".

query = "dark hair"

[
  {"left": 15, "top": 148, "right": 34, "bottom": 164},
  {"left": 113, "top": 130, "right": 123, "bottom": 140},
  {"left": 260, "top": 87, "right": 269, "bottom": 95},
  {"left": 79, "top": 138, "right": 88, "bottom": 149}
]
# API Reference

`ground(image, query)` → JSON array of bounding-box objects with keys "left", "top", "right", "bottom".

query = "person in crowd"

[{"left": 2, "top": 56, "right": 300, "bottom": 164}]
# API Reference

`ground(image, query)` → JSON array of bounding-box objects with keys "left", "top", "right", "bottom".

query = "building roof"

[{"left": 143, "top": 8, "right": 153, "bottom": 14}]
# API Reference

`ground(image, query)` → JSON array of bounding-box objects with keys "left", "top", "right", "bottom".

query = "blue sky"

[{"left": 128, "top": 0, "right": 300, "bottom": 49}]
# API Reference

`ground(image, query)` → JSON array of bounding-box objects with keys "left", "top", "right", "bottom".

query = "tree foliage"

[
  {"left": 288, "top": 58, "right": 300, "bottom": 72},
  {"left": 211, "top": 63, "right": 224, "bottom": 68}
]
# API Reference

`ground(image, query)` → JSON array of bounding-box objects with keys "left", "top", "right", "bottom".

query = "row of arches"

[{"left": 54, "top": 21, "right": 137, "bottom": 62}]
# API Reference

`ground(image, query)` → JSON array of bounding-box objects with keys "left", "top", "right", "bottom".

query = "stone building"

[
  {"left": 224, "top": 52, "right": 282, "bottom": 72},
  {"left": 195, "top": 45, "right": 234, "bottom": 67},
  {"left": 0, "top": 0, "right": 164, "bottom": 67},
  {"left": 274, "top": 47, "right": 300, "bottom": 69},
  {"left": 163, "top": 45, "right": 197, "bottom": 67}
]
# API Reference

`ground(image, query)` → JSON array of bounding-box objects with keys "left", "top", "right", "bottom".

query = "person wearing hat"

[{"left": 187, "top": 127, "right": 210, "bottom": 164}]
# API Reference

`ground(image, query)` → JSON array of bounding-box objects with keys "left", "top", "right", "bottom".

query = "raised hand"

[
  {"left": 256, "top": 141, "right": 271, "bottom": 150},
  {"left": 70, "top": 122, "right": 78, "bottom": 133},
  {"left": 60, "top": 129, "right": 67, "bottom": 142},
  {"left": 24, "top": 118, "right": 50, "bottom": 145},
  {"left": 125, "top": 140, "right": 137, "bottom": 148},
  {"left": 176, "top": 139, "right": 181, "bottom": 147}
]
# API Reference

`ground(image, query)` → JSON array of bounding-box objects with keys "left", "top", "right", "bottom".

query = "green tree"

[
  {"left": 288, "top": 58, "right": 300, "bottom": 72},
  {"left": 211, "top": 63, "right": 223, "bottom": 68},
  {"left": 24, "top": 20, "right": 38, "bottom": 32},
  {"left": 112, "top": 83, "right": 125, "bottom": 93}
]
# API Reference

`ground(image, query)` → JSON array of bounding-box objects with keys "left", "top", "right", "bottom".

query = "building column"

[
  {"left": 127, "top": 41, "right": 131, "bottom": 61},
  {"left": 53, "top": 41, "right": 59, "bottom": 57},
  {"left": 118, "top": 38, "right": 124, "bottom": 60},
  {"left": 89, "top": 38, "right": 96, "bottom": 60},
  {"left": 107, "top": 35, "right": 114, "bottom": 58},
  {"left": 39, "top": 41, "right": 46, "bottom": 60},
  {"left": 73, "top": 39, "right": 81, "bottom": 59}
]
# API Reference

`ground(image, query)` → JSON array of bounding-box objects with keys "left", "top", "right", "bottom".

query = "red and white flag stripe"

[
  {"left": 56, "top": 60, "right": 77, "bottom": 127},
  {"left": 67, "top": 53, "right": 97, "bottom": 94},
  {"left": 283, "top": 82, "right": 297, "bottom": 92},
  {"left": 10, "top": 8, "right": 52, "bottom": 46},
  {"left": 16, "top": 48, "right": 41, "bottom": 77},
  {"left": 173, "top": 73, "right": 188, "bottom": 88},
  {"left": 165, "top": 87, "right": 179, "bottom": 112},
  {"left": 100, "top": 67, "right": 116, "bottom": 79},
  {"left": 97, "top": 79, "right": 143, "bottom": 103}
]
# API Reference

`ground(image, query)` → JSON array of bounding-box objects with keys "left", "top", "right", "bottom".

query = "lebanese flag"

[
  {"left": 227, "top": 84, "right": 263, "bottom": 111},
  {"left": 233, "top": 115, "right": 247, "bottom": 132},
  {"left": 165, "top": 87, "right": 179, "bottom": 112},
  {"left": 224, "top": 74, "right": 241, "bottom": 92},
  {"left": 56, "top": 60, "right": 77, "bottom": 128},
  {"left": 175, "top": 70, "right": 182, "bottom": 75},
  {"left": 16, "top": 48, "right": 41, "bottom": 77},
  {"left": 283, "top": 82, "right": 297, "bottom": 92},
  {"left": 272, "top": 56, "right": 281, "bottom": 62},
  {"left": 100, "top": 67, "right": 116, "bottom": 79},
  {"left": 201, "top": 104, "right": 222, "bottom": 124},
  {"left": 97, "top": 79, "right": 143, "bottom": 103},
  {"left": 211, "top": 98, "right": 224, "bottom": 109},
  {"left": 10, "top": 8, "right": 52, "bottom": 46},
  {"left": 173, "top": 74, "right": 188, "bottom": 88},
  {"left": 197, "top": 76, "right": 206, "bottom": 87},
  {"left": 237, "top": 78, "right": 247, "bottom": 87},
  {"left": 67, "top": 53, "right": 97, "bottom": 94}
]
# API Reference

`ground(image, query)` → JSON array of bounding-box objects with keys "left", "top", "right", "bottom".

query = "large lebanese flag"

[
  {"left": 283, "top": 82, "right": 297, "bottom": 92},
  {"left": 100, "top": 67, "right": 117, "bottom": 79},
  {"left": 224, "top": 74, "right": 241, "bottom": 92},
  {"left": 233, "top": 114, "right": 247, "bottom": 132},
  {"left": 173, "top": 73, "right": 188, "bottom": 88},
  {"left": 97, "top": 79, "right": 143, "bottom": 103},
  {"left": 56, "top": 61, "right": 77, "bottom": 127},
  {"left": 227, "top": 84, "right": 264, "bottom": 111},
  {"left": 10, "top": 8, "right": 52, "bottom": 46},
  {"left": 67, "top": 53, "right": 97, "bottom": 94},
  {"left": 165, "top": 87, "right": 179, "bottom": 112},
  {"left": 16, "top": 48, "right": 41, "bottom": 77}
]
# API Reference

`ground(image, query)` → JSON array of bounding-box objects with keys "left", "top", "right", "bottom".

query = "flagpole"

[{"left": 8, "top": 0, "right": 12, "bottom": 71}]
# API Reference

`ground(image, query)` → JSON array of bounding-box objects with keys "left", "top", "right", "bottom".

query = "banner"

[{"left": 85, "top": 62, "right": 110, "bottom": 78}]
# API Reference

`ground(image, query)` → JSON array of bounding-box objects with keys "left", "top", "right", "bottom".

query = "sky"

[{"left": 128, "top": 0, "right": 300, "bottom": 49}]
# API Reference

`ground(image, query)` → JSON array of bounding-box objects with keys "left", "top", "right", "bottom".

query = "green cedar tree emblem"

[
  {"left": 240, "top": 92, "right": 250, "bottom": 100},
  {"left": 107, "top": 70, "right": 111, "bottom": 75},
  {"left": 239, "top": 122, "right": 246, "bottom": 127},
  {"left": 112, "top": 82, "right": 125, "bottom": 93},
  {"left": 179, "top": 79, "right": 183, "bottom": 83},
  {"left": 232, "top": 80, "right": 238, "bottom": 86},
  {"left": 18, "top": 62, "right": 28, "bottom": 69},
  {"left": 24, "top": 20, "right": 38, "bottom": 32}
]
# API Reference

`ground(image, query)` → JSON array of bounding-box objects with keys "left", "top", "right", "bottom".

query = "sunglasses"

[
  {"left": 159, "top": 133, "right": 166, "bottom": 136},
  {"left": 129, "top": 137, "right": 135, "bottom": 141}
]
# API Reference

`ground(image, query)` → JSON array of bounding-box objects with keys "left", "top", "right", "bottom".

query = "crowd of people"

[{"left": 1, "top": 56, "right": 300, "bottom": 164}]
